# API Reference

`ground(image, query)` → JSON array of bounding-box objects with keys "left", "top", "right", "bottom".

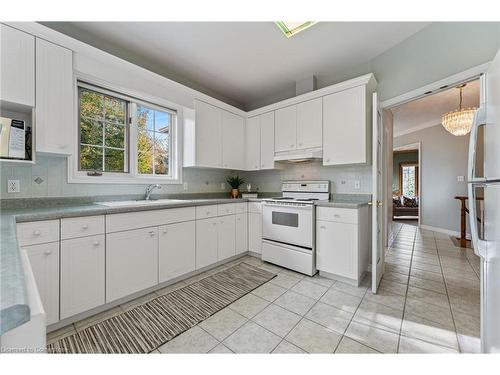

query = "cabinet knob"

[
  {"left": 33, "top": 230, "right": 41, "bottom": 236},
  {"left": 163, "top": 229, "right": 168, "bottom": 234},
  {"left": 92, "top": 241, "right": 100, "bottom": 246},
  {"left": 290, "top": 144, "right": 295, "bottom": 148},
  {"left": 82, "top": 224, "right": 89, "bottom": 230},
  {"left": 320, "top": 225, "right": 326, "bottom": 229},
  {"left": 212, "top": 222, "right": 217, "bottom": 226},
  {"left": 148, "top": 231, "right": 155, "bottom": 237},
  {"left": 44, "top": 250, "right": 52, "bottom": 255},
  {"left": 334, "top": 214, "right": 340, "bottom": 218}
]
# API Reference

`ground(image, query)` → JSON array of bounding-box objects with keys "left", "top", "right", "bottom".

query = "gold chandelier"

[{"left": 441, "top": 83, "right": 477, "bottom": 136}]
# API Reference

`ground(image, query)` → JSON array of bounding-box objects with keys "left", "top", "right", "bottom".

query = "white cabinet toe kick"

[{"left": 261, "top": 239, "right": 316, "bottom": 277}]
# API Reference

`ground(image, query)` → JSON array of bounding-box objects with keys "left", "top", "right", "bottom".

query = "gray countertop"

[{"left": 0, "top": 192, "right": 369, "bottom": 335}]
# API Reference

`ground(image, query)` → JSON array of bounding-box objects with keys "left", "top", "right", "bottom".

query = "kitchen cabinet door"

[
  {"left": 218, "top": 215, "right": 236, "bottom": 261},
  {"left": 159, "top": 221, "right": 196, "bottom": 283},
  {"left": 0, "top": 24, "right": 35, "bottom": 107},
  {"left": 297, "top": 98, "right": 322, "bottom": 149},
  {"left": 235, "top": 213, "right": 248, "bottom": 255},
  {"left": 23, "top": 242, "right": 59, "bottom": 325},
  {"left": 194, "top": 99, "right": 222, "bottom": 168},
  {"left": 35, "top": 38, "right": 74, "bottom": 155},
  {"left": 260, "top": 111, "right": 275, "bottom": 170},
  {"left": 196, "top": 218, "right": 218, "bottom": 269},
  {"left": 222, "top": 111, "right": 245, "bottom": 169},
  {"left": 274, "top": 105, "right": 297, "bottom": 152},
  {"left": 60, "top": 235, "right": 105, "bottom": 319},
  {"left": 323, "top": 85, "right": 367, "bottom": 165},
  {"left": 316, "top": 220, "right": 358, "bottom": 279},
  {"left": 106, "top": 227, "right": 158, "bottom": 302},
  {"left": 245, "top": 116, "right": 260, "bottom": 170},
  {"left": 248, "top": 212, "right": 262, "bottom": 254}
]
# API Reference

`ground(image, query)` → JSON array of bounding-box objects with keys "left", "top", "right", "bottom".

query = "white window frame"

[{"left": 68, "top": 74, "right": 183, "bottom": 184}]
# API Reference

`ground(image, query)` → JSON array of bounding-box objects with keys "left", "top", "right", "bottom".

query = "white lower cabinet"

[
  {"left": 317, "top": 221, "right": 357, "bottom": 279},
  {"left": 248, "top": 212, "right": 262, "bottom": 254},
  {"left": 316, "top": 206, "right": 370, "bottom": 285},
  {"left": 106, "top": 227, "right": 158, "bottom": 303},
  {"left": 196, "top": 218, "right": 219, "bottom": 269},
  {"left": 218, "top": 215, "right": 236, "bottom": 261},
  {"left": 60, "top": 235, "right": 105, "bottom": 319},
  {"left": 22, "top": 242, "right": 59, "bottom": 325},
  {"left": 235, "top": 213, "right": 248, "bottom": 254},
  {"left": 159, "top": 221, "right": 196, "bottom": 283}
]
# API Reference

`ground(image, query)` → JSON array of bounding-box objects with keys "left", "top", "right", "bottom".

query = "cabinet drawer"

[
  {"left": 217, "top": 203, "right": 235, "bottom": 216},
  {"left": 106, "top": 207, "right": 195, "bottom": 233},
  {"left": 195, "top": 204, "right": 218, "bottom": 219},
  {"left": 17, "top": 220, "right": 59, "bottom": 246},
  {"left": 61, "top": 215, "right": 104, "bottom": 240},
  {"left": 248, "top": 202, "right": 262, "bottom": 214},
  {"left": 234, "top": 202, "right": 248, "bottom": 213},
  {"left": 316, "top": 207, "right": 358, "bottom": 224}
]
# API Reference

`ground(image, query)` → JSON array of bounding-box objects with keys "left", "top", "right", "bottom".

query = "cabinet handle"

[
  {"left": 299, "top": 143, "right": 303, "bottom": 146},
  {"left": 290, "top": 144, "right": 295, "bottom": 148},
  {"left": 163, "top": 229, "right": 168, "bottom": 234},
  {"left": 44, "top": 250, "right": 52, "bottom": 255},
  {"left": 212, "top": 222, "right": 217, "bottom": 226},
  {"left": 92, "top": 241, "right": 100, "bottom": 246},
  {"left": 33, "top": 230, "right": 41, "bottom": 236},
  {"left": 320, "top": 225, "right": 326, "bottom": 229},
  {"left": 334, "top": 214, "right": 340, "bottom": 218},
  {"left": 148, "top": 231, "right": 155, "bottom": 237},
  {"left": 82, "top": 224, "right": 89, "bottom": 230},
  {"left": 325, "top": 158, "right": 330, "bottom": 162}
]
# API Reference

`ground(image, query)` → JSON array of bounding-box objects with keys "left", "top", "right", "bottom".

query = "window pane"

[
  {"left": 104, "top": 148, "right": 125, "bottom": 172},
  {"left": 80, "top": 145, "right": 103, "bottom": 171},
  {"left": 105, "top": 123, "right": 125, "bottom": 148},
  {"left": 137, "top": 130, "right": 154, "bottom": 174},
  {"left": 154, "top": 132, "right": 169, "bottom": 175},
  {"left": 105, "top": 97, "right": 126, "bottom": 124},
  {"left": 136, "top": 106, "right": 154, "bottom": 132},
  {"left": 155, "top": 111, "right": 170, "bottom": 133},
  {"left": 80, "top": 90, "right": 103, "bottom": 119},
  {"left": 80, "top": 118, "right": 103, "bottom": 146}
]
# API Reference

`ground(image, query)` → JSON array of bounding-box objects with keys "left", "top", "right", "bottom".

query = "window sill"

[{"left": 68, "top": 173, "right": 182, "bottom": 185}]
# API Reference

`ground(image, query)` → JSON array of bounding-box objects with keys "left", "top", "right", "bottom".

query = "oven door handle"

[{"left": 262, "top": 203, "right": 313, "bottom": 210}]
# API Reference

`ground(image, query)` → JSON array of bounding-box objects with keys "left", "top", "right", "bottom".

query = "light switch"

[
  {"left": 183, "top": 182, "right": 188, "bottom": 191},
  {"left": 354, "top": 180, "right": 361, "bottom": 189}
]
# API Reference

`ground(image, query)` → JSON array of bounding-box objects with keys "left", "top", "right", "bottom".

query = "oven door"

[{"left": 262, "top": 202, "right": 313, "bottom": 249}]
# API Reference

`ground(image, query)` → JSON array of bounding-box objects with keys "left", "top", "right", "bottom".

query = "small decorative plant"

[{"left": 226, "top": 175, "right": 245, "bottom": 198}]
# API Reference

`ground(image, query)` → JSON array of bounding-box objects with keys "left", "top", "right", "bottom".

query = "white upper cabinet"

[
  {"left": 274, "top": 105, "right": 297, "bottom": 152},
  {"left": 297, "top": 98, "right": 322, "bottom": 149},
  {"left": 0, "top": 24, "right": 35, "bottom": 107},
  {"left": 192, "top": 99, "right": 222, "bottom": 168},
  {"left": 186, "top": 99, "right": 245, "bottom": 169},
  {"left": 35, "top": 38, "right": 74, "bottom": 155},
  {"left": 260, "top": 111, "right": 275, "bottom": 170},
  {"left": 222, "top": 110, "right": 245, "bottom": 170},
  {"left": 323, "top": 85, "right": 369, "bottom": 166},
  {"left": 245, "top": 116, "right": 260, "bottom": 170}
]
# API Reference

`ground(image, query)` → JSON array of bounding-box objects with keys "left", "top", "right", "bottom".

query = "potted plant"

[{"left": 226, "top": 175, "right": 245, "bottom": 199}]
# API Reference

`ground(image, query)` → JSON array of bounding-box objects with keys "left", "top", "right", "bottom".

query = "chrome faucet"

[{"left": 144, "top": 184, "right": 161, "bottom": 200}]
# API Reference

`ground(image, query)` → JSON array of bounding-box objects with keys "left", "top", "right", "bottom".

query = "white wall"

[{"left": 394, "top": 124, "right": 470, "bottom": 233}]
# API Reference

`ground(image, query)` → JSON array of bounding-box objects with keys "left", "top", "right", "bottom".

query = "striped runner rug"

[{"left": 47, "top": 262, "right": 275, "bottom": 354}]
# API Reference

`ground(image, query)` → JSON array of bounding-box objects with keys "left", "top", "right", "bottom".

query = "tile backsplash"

[
  {"left": 242, "top": 160, "right": 372, "bottom": 194},
  {"left": 0, "top": 156, "right": 371, "bottom": 199}
]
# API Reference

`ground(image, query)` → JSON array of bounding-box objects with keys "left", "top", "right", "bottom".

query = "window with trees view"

[
  {"left": 400, "top": 163, "right": 419, "bottom": 197},
  {"left": 77, "top": 83, "right": 176, "bottom": 181}
]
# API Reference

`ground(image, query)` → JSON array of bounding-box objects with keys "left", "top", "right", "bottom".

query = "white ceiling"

[
  {"left": 42, "top": 22, "right": 429, "bottom": 110},
  {"left": 391, "top": 79, "right": 481, "bottom": 137}
]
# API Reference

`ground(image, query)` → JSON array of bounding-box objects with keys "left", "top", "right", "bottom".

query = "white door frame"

[
  {"left": 393, "top": 142, "right": 422, "bottom": 227},
  {"left": 380, "top": 62, "right": 490, "bottom": 236}
]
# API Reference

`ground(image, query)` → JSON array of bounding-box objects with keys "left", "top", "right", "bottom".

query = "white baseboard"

[{"left": 420, "top": 224, "right": 471, "bottom": 240}]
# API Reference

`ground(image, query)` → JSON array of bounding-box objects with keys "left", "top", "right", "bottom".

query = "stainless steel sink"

[{"left": 97, "top": 199, "right": 187, "bottom": 207}]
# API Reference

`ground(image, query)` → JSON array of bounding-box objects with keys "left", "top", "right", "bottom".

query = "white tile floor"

[{"left": 48, "top": 223, "right": 481, "bottom": 354}]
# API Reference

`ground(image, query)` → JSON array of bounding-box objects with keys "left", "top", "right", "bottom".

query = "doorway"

[{"left": 392, "top": 143, "right": 420, "bottom": 227}]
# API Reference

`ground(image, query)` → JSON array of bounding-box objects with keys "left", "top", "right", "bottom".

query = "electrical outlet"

[
  {"left": 8, "top": 179, "right": 20, "bottom": 193},
  {"left": 183, "top": 182, "right": 188, "bottom": 191},
  {"left": 220, "top": 182, "right": 226, "bottom": 190},
  {"left": 354, "top": 180, "right": 361, "bottom": 189},
  {"left": 457, "top": 175, "right": 465, "bottom": 182}
]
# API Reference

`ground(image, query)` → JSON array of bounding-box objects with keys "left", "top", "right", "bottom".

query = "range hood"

[{"left": 274, "top": 147, "right": 323, "bottom": 163}]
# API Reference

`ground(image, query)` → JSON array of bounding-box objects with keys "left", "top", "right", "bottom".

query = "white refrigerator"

[{"left": 468, "top": 46, "right": 500, "bottom": 353}]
